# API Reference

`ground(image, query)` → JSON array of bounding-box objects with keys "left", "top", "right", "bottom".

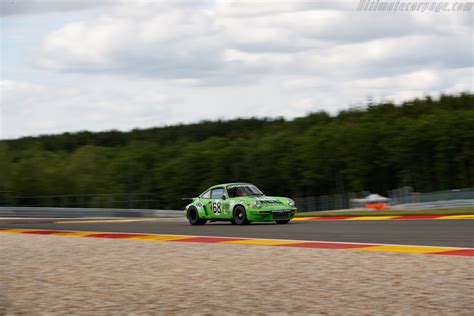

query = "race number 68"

[{"left": 212, "top": 201, "right": 221, "bottom": 214}]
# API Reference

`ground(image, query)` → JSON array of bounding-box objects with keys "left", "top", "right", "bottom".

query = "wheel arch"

[
  {"left": 187, "top": 205, "right": 207, "bottom": 218},
  {"left": 232, "top": 204, "right": 246, "bottom": 214}
]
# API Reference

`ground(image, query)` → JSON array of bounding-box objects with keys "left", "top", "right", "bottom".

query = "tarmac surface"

[{"left": 1, "top": 217, "right": 473, "bottom": 247}]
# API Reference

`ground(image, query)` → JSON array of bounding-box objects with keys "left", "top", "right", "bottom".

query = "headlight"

[
  {"left": 255, "top": 199, "right": 262, "bottom": 208},
  {"left": 288, "top": 198, "right": 295, "bottom": 206}
]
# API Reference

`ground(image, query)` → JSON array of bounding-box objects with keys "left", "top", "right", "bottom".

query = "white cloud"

[
  {"left": 1, "top": 0, "right": 472, "bottom": 138},
  {"left": 32, "top": 1, "right": 472, "bottom": 82},
  {"left": 0, "top": 0, "right": 116, "bottom": 16},
  {"left": 33, "top": 4, "right": 226, "bottom": 80},
  {"left": 223, "top": 49, "right": 293, "bottom": 68},
  {"left": 1, "top": 79, "right": 170, "bottom": 138}
]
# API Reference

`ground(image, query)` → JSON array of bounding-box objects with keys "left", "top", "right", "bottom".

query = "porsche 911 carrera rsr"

[{"left": 184, "top": 183, "right": 297, "bottom": 225}]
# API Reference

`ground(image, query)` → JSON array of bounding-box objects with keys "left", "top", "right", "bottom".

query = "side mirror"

[{"left": 221, "top": 195, "right": 227, "bottom": 200}]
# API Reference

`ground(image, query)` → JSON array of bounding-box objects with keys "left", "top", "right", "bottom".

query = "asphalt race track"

[{"left": 1, "top": 218, "right": 473, "bottom": 248}]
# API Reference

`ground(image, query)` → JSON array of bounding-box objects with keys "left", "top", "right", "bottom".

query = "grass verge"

[{"left": 295, "top": 206, "right": 474, "bottom": 217}]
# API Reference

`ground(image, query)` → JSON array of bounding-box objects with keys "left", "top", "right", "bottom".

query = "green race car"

[{"left": 184, "top": 183, "right": 297, "bottom": 225}]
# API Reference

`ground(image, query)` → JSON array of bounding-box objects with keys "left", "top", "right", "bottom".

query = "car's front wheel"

[
  {"left": 187, "top": 207, "right": 207, "bottom": 225},
  {"left": 275, "top": 219, "right": 291, "bottom": 224},
  {"left": 233, "top": 206, "right": 250, "bottom": 225}
]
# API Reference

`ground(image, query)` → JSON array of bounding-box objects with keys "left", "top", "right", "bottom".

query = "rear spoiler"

[{"left": 181, "top": 197, "right": 195, "bottom": 201}]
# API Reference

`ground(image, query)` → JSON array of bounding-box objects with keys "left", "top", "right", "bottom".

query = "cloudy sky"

[{"left": 1, "top": 0, "right": 472, "bottom": 139}]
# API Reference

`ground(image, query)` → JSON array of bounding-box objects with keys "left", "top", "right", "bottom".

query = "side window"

[
  {"left": 210, "top": 188, "right": 224, "bottom": 199},
  {"left": 227, "top": 187, "right": 239, "bottom": 198},
  {"left": 201, "top": 190, "right": 211, "bottom": 199}
]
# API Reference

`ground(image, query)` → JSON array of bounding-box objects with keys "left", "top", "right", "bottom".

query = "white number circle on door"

[{"left": 212, "top": 201, "right": 221, "bottom": 214}]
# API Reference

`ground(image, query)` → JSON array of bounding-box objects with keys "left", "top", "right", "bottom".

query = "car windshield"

[{"left": 227, "top": 185, "right": 264, "bottom": 198}]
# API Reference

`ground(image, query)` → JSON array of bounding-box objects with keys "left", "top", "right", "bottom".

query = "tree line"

[{"left": 1, "top": 93, "right": 473, "bottom": 209}]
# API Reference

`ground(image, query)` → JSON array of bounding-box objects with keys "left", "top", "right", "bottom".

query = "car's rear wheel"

[
  {"left": 275, "top": 219, "right": 291, "bottom": 224},
  {"left": 187, "top": 207, "right": 206, "bottom": 225},
  {"left": 233, "top": 206, "right": 250, "bottom": 225}
]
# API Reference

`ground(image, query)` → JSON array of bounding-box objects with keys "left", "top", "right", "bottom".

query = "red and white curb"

[
  {"left": 294, "top": 214, "right": 474, "bottom": 221},
  {"left": 1, "top": 228, "right": 473, "bottom": 257}
]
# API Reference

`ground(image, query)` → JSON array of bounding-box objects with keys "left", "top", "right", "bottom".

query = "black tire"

[
  {"left": 187, "top": 207, "right": 206, "bottom": 225},
  {"left": 275, "top": 219, "right": 291, "bottom": 224},
  {"left": 233, "top": 206, "right": 250, "bottom": 225}
]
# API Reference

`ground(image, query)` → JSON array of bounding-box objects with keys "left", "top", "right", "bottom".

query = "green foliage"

[{"left": 1, "top": 93, "right": 473, "bottom": 209}]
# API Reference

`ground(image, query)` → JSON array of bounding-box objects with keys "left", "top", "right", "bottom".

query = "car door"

[{"left": 208, "top": 187, "right": 225, "bottom": 219}]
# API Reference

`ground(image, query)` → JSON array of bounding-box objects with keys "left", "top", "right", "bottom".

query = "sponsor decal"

[
  {"left": 260, "top": 199, "right": 282, "bottom": 204},
  {"left": 226, "top": 184, "right": 247, "bottom": 189}
]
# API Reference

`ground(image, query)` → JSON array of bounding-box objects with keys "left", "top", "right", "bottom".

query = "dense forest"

[{"left": 1, "top": 93, "right": 473, "bottom": 209}]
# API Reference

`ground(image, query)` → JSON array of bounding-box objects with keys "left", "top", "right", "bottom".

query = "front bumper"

[{"left": 248, "top": 209, "right": 296, "bottom": 221}]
